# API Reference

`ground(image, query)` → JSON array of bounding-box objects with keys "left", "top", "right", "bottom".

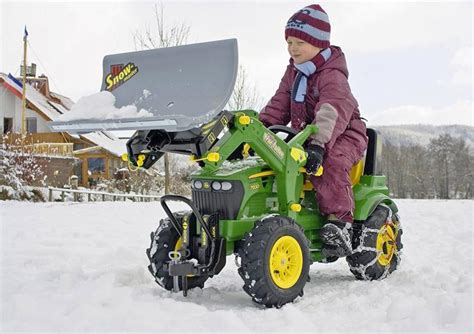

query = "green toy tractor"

[
  {"left": 135, "top": 109, "right": 403, "bottom": 307},
  {"left": 49, "top": 39, "right": 403, "bottom": 308}
]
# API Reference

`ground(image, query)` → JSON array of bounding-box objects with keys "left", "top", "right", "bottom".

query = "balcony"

[{"left": 30, "top": 143, "right": 74, "bottom": 157}]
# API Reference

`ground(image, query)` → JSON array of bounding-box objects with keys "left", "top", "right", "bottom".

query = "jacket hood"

[{"left": 317, "top": 46, "right": 349, "bottom": 78}]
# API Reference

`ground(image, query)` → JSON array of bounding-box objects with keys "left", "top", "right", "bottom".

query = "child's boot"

[{"left": 320, "top": 219, "right": 353, "bottom": 258}]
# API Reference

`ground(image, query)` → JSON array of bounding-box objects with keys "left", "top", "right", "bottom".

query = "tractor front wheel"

[
  {"left": 347, "top": 205, "right": 403, "bottom": 280},
  {"left": 146, "top": 217, "right": 208, "bottom": 291},
  {"left": 238, "top": 215, "right": 310, "bottom": 308}
]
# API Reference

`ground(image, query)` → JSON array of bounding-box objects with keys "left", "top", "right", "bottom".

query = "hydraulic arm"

[{"left": 125, "top": 109, "right": 319, "bottom": 219}]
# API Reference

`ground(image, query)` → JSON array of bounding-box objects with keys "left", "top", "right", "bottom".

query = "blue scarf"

[{"left": 292, "top": 48, "right": 332, "bottom": 103}]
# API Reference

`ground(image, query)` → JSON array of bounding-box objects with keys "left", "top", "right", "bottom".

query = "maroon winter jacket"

[{"left": 259, "top": 46, "right": 368, "bottom": 159}]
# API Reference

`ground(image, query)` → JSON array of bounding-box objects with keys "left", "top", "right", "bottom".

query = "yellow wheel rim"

[
  {"left": 269, "top": 236, "right": 303, "bottom": 289},
  {"left": 376, "top": 224, "right": 397, "bottom": 266}
]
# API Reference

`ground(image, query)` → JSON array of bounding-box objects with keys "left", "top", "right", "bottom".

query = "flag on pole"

[
  {"left": 24, "top": 26, "right": 28, "bottom": 39},
  {"left": 2, "top": 73, "right": 24, "bottom": 99}
]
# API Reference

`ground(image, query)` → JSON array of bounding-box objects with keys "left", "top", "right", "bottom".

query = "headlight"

[
  {"left": 221, "top": 181, "right": 232, "bottom": 191},
  {"left": 193, "top": 180, "right": 203, "bottom": 189},
  {"left": 211, "top": 181, "right": 222, "bottom": 191}
]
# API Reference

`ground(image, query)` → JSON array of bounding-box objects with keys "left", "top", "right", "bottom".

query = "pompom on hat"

[{"left": 285, "top": 4, "right": 331, "bottom": 49}]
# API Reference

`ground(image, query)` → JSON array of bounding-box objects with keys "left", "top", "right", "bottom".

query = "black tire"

[
  {"left": 146, "top": 217, "right": 208, "bottom": 291},
  {"left": 347, "top": 204, "right": 403, "bottom": 280},
  {"left": 237, "top": 215, "right": 310, "bottom": 308}
]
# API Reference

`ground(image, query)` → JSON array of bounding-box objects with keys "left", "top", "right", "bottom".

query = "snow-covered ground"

[{"left": 1, "top": 199, "right": 472, "bottom": 332}]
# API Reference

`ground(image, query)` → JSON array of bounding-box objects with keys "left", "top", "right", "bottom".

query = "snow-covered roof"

[
  {"left": 110, "top": 130, "right": 136, "bottom": 139},
  {"left": 80, "top": 131, "right": 127, "bottom": 157},
  {"left": 48, "top": 100, "right": 69, "bottom": 115},
  {"left": 50, "top": 92, "right": 74, "bottom": 109},
  {"left": 0, "top": 72, "right": 63, "bottom": 121},
  {"left": 1, "top": 72, "right": 126, "bottom": 157}
]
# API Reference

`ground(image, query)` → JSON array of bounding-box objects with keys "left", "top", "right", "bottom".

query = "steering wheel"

[{"left": 268, "top": 125, "right": 298, "bottom": 143}]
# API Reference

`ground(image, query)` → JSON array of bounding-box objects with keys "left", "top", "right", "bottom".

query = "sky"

[{"left": 1, "top": 0, "right": 473, "bottom": 127}]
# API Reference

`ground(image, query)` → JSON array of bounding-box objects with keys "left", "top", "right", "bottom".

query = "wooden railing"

[
  {"left": 4, "top": 132, "right": 70, "bottom": 145},
  {"left": 48, "top": 187, "right": 161, "bottom": 202},
  {"left": 3, "top": 143, "right": 74, "bottom": 157},
  {"left": 32, "top": 143, "right": 74, "bottom": 157},
  {"left": 3, "top": 133, "right": 76, "bottom": 157}
]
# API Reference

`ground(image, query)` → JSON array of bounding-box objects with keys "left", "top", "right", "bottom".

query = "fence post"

[
  {"left": 71, "top": 176, "right": 79, "bottom": 202},
  {"left": 88, "top": 193, "right": 92, "bottom": 202},
  {"left": 61, "top": 191, "right": 65, "bottom": 202},
  {"left": 102, "top": 194, "right": 106, "bottom": 201},
  {"left": 49, "top": 188, "right": 53, "bottom": 202}
]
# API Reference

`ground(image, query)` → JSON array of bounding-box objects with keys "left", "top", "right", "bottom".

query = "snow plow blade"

[{"left": 49, "top": 39, "right": 238, "bottom": 133}]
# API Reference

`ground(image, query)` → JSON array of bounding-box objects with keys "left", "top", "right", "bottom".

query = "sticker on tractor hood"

[
  {"left": 105, "top": 62, "right": 139, "bottom": 91},
  {"left": 263, "top": 132, "right": 284, "bottom": 159}
]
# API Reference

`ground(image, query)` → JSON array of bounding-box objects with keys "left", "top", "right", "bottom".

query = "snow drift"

[{"left": 0, "top": 199, "right": 472, "bottom": 332}]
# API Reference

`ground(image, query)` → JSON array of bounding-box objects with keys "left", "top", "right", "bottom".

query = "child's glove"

[{"left": 305, "top": 144, "right": 324, "bottom": 175}]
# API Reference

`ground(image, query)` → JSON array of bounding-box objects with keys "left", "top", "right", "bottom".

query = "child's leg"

[
  {"left": 311, "top": 154, "right": 354, "bottom": 222},
  {"left": 310, "top": 151, "right": 356, "bottom": 257}
]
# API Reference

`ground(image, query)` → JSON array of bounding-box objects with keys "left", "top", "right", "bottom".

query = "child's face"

[{"left": 287, "top": 36, "right": 322, "bottom": 64}]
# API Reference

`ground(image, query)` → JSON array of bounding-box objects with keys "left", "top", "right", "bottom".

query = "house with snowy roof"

[{"left": 0, "top": 70, "right": 127, "bottom": 187}]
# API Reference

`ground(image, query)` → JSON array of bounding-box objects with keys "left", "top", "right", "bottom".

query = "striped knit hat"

[{"left": 285, "top": 4, "right": 331, "bottom": 49}]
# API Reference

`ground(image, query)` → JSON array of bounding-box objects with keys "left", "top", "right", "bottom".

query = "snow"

[
  {"left": 50, "top": 92, "right": 75, "bottom": 110},
  {"left": 0, "top": 199, "right": 472, "bottom": 332},
  {"left": 219, "top": 157, "right": 264, "bottom": 174},
  {"left": 0, "top": 72, "right": 64, "bottom": 121},
  {"left": 142, "top": 89, "right": 152, "bottom": 99},
  {"left": 80, "top": 131, "right": 128, "bottom": 157},
  {"left": 57, "top": 91, "right": 153, "bottom": 121},
  {"left": 47, "top": 100, "right": 69, "bottom": 115}
]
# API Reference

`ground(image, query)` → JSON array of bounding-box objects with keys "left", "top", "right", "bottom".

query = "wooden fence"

[{"left": 48, "top": 187, "right": 161, "bottom": 202}]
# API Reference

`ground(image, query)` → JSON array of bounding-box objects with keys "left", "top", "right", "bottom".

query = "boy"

[{"left": 259, "top": 4, "right": 368, "bottom": 258}]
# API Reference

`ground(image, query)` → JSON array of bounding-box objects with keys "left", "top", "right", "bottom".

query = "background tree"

[
  {"left": 428, "top": 134, "right": 454, "bottom": 199},
  {"left": 131, "top": 4, "right": 264, "bottom": 195},
  {"left": 378, "top": 132, "right": 473, "bottom": 199},
  {"left": 132, "top": 4, "right": 190, "bottom": 50},
  {"left": 0, "top": 134, "right": 46, "bottom": 201},
  {"left": 226, "top": 66, "right": 263, "bottom": 112},
  {"left": 449, "top": 137, "right": 472, "bottom": 199},
  {"left": 132, "top": 3, "right": 191, "bottom": 195}
]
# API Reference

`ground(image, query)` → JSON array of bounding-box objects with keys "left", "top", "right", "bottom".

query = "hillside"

[{"left": 373, "top": 124, "right": 474, "bottom": 148}]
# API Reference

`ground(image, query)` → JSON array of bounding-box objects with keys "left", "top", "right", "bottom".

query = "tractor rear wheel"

[
  {"left": 347, "top": 204, "right": 403, "bottom": 280},
  {"left": 238, "top": 215, "right": 310, "bottom": 308},
  {"left": 146, "top": 217, "right": 208, "bottom": 291}
]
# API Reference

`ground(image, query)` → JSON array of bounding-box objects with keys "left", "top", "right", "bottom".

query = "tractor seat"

[
  {"left": 303, "top": 159, "right": 364, "bottom": 191},
  {"left": 350, "top": 159, "right": 365, "bottom": 185},
  {"left": 349, "top": 128, "right": 378, "bottom": 185},
  {"left": 303, "top": 128, "right": 378, "bottom": 189}
]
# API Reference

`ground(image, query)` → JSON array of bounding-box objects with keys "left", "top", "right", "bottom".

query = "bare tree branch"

[
  {"left": 131, "top": 3, "right": 192, "bottom": 194},
  {"left": 227, "top": 66, "right": 263, "bottom": 112},
  {"left": 133, "top": 3, "right": 190, "bottom": 51}
]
